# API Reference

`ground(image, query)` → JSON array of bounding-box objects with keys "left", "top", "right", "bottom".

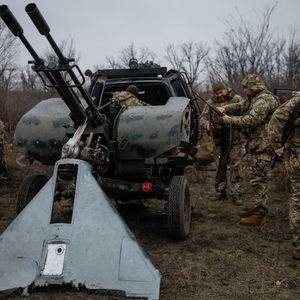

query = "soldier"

[
  {"left": 110, "top": 85, "right": 148, "bottom": 107},
  {"left": 200, "top": 81, "right": 245, "bottom": 204},
  {"left": 218, "top": 74, "right": 279, "bottom": 225},
  {"left": 268, "top": 91, "right": 300, "bottom": 259},
  {"left": 0, "top": 120, "right": 8, "bottom": 182}
]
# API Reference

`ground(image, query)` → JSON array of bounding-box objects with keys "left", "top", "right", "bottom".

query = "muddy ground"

[{"left": 1, "top": 147, "right": 300, "bottom": 300}]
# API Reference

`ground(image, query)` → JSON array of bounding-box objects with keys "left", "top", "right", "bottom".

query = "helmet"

[
  {"left": 126, "top": 85, "right": 139, "bottom": 97},
  {"left": 242, "top": 74, "right": 266, "bottom": 92}
]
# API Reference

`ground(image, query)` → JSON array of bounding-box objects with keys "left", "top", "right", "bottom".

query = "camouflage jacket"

[
  {"left": 111, "top": 91, "right": 148, "bottom": 107},
  {"left": 268, "top": 93, "right": 300, "bottom": 153},
  {"left": 199, "top": 91, "right": 245, "bottom": 145},
  {"left": 225, "top": 90, "right": 279, "bottom": 136}
]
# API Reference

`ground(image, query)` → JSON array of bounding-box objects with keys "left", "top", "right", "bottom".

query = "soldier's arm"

[
  {"left": 230, "top": 96, "right": 275, "bottom": 129},
  {"left": 199, "top": 101, "right": 212, "bottom": 129},
  {"left": 224, "top": 99, "right": 248, "bottom": 115},
  {"left": 231, "top": 94, "right": 245, "bottom": 104},
  {"left": 268, "top": 99, "right": 296, "bottom": 150}
]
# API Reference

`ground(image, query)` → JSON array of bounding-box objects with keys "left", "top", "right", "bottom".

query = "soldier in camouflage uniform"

[
  {"left": 268, "top": 91, "right": 300, "bottom": 259},
  {"left": 110, "top": 85, "right": 148, "bottom": 109},
  {"left": 0, "top": 120, "right": 8, "bottom": 182},
  {"left": 200, "top": 81, "right": 245, "bottom": 204},
  {"left": 218, "top": 74, "right": 279, "bottom": 225}
]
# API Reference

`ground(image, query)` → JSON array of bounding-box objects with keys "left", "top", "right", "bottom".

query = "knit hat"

[{"left": 212, "top": 81, "right": 227, "bottom": 93}]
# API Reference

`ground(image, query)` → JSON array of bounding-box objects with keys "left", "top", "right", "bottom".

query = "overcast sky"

[{"left": 1, "top": 0, "right": 300, "bottom": 71}]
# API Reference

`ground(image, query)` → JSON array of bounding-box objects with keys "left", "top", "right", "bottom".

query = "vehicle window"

[
  {"left": 90, "top": 82, "right": 103, "bottom": 107},
  {"left": 274, "top": 88, "right": 295, "bottom": 104},
  {"left": 100, "top": 83, "right": 170, "bottom": 107},
  {"left": 171, "top": 78, "right": 187, "bottom": 97},
  {"left": 138, "top": 84, "right": 170, "bottom": 105}
]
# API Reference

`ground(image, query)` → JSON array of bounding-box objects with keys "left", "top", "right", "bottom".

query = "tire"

[
  {"left": 16, "top": 175, "right": 48, "bottom": 215},
  {"left": 167, "top": 175, "right": 191, "bottom": 240}
]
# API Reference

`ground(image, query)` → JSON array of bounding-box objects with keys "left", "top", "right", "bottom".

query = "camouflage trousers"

[
  {"left": 215, "top": 143, "right": 228, "bottom": 196},
  {"left": 0, "top": 121, "right": 8, "bottom": 180},
  {"left": 215, "top": 143, "right": 244, "bottom": 201},
  {"left": 227, "top": 144, "right": 245, "bottom": 203},
  {"left": 284, "top": 150, "right": 300, "bottom": 250},
  {"left": 245, "top": 151, "right": 270, "bottom": 209}
]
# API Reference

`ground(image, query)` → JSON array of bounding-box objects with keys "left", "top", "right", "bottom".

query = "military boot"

[
  {"left": 239, "top": 206, "right": 268, "bottom": 226},
  {"left": 239, "top": 207, "right": 257, "bottom": 218},
  {"left": 239, "top": 205, "right": 267, "bottom": 218}
]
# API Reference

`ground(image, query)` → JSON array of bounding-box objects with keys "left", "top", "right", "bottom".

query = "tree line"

[{"left": 0, "top": 4, "right": 299, "bottom": 134}]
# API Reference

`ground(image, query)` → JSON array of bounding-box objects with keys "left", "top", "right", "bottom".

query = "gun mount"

[{"left": 0, "top": 3, "right": 201, "bottom": 299}]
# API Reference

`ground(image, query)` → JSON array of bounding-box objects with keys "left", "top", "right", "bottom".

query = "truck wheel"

[
  {"left": 16, "top": 175, "right": 48, "bottom": 214},
  {"left": 167, "top": 175, "right": 191, "bottom": 240}
]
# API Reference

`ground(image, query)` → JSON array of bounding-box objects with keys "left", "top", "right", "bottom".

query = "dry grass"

[{"left": 1, "top": 150, "right": 300, "bottom": 300}]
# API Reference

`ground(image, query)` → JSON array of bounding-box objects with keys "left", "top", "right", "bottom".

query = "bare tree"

[
  {"left": 206, "top": 4, "right": 282, "bottom": 90},
  {"left": 0, "top": 19, "right": 20, "bottom": 125},
  {"left": 20, "top": 65, "right": 40, "bottom": 93},
  {"left": 282, "top": 29, "right": 300, "bottom": 89},
  {"left": 39, "top": 36, "right": 81, "bottom": 95},
  {"left": 164, "top": 41, "right": 209, "bottom": 89},
  {"left": 105, "top": 43, "right": 157, "bottom": 69},
  {"left": 0, "top": 20, "right": 19, "bottom": 92},
  {"left": 42, "top": 36, "right": 80, "bottom": 64}
]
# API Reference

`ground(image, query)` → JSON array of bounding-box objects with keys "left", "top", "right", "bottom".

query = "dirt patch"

[{"left": 0, "top": 149, "right": 300, "bottom": 300}]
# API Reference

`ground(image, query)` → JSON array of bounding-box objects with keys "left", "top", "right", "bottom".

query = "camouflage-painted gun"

[
  {"left": 1, "top": 4, "right": 107, "bottom": 127},
  {"left": 0, "top": 3, "right": 120, "bottom": 170}
]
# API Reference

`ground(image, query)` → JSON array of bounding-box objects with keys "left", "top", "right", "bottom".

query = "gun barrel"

[
  {"left": 0, "top": 5, "right": 44, "bottom": 64},
  {"left": 0, "top": 4, "right": 88, "bottom": 126},
  {"left": 25, "top": 3, "right": 50, "bottom": 35},
  {"left": 25, "top": 4, "right": 105, "bottom": 126},
  {"left": 26, "top": 3, "right": 66, "bottom": 63},
  {"left": 0, "top": 5, "right": 23, "bottom": 36}
]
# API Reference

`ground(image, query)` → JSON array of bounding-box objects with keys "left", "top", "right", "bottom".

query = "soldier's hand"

[
  {"left": 275, "top": 147, "right": 284, "bottom": 156},
  {"left": 217, "top": 107, "right": 226, "bottom": 114},
  {"left": 206, "top": 124, "right": 214, "bottom": 132},
  {"left": 222, "top": 114, "right": 231, "bottom": 124}
]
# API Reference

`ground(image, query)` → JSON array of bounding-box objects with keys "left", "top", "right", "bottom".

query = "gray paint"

[
  {"left": 0, "top": 159, "right": 160, "bottom": 300},
  {"left": 15, "top": 96, "right": 191, "bottom": 164},
  {"left": 15, "top": 98, "right": 72, "bottom": 164},
  {"left": 117, "top": 97, "right": 190, "bottom": 160}
]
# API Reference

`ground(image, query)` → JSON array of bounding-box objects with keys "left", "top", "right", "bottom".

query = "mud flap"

[{"left": 0, "top": 159, "right": 160, "bottom": 300}]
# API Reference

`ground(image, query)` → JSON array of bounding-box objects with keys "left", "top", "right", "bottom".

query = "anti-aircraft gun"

[
  {"left": 0, "top": 3, "right": 201, "bottom": 299},
  {"left": 1, "top": 3, "right": 113, "bottom": 166}
]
